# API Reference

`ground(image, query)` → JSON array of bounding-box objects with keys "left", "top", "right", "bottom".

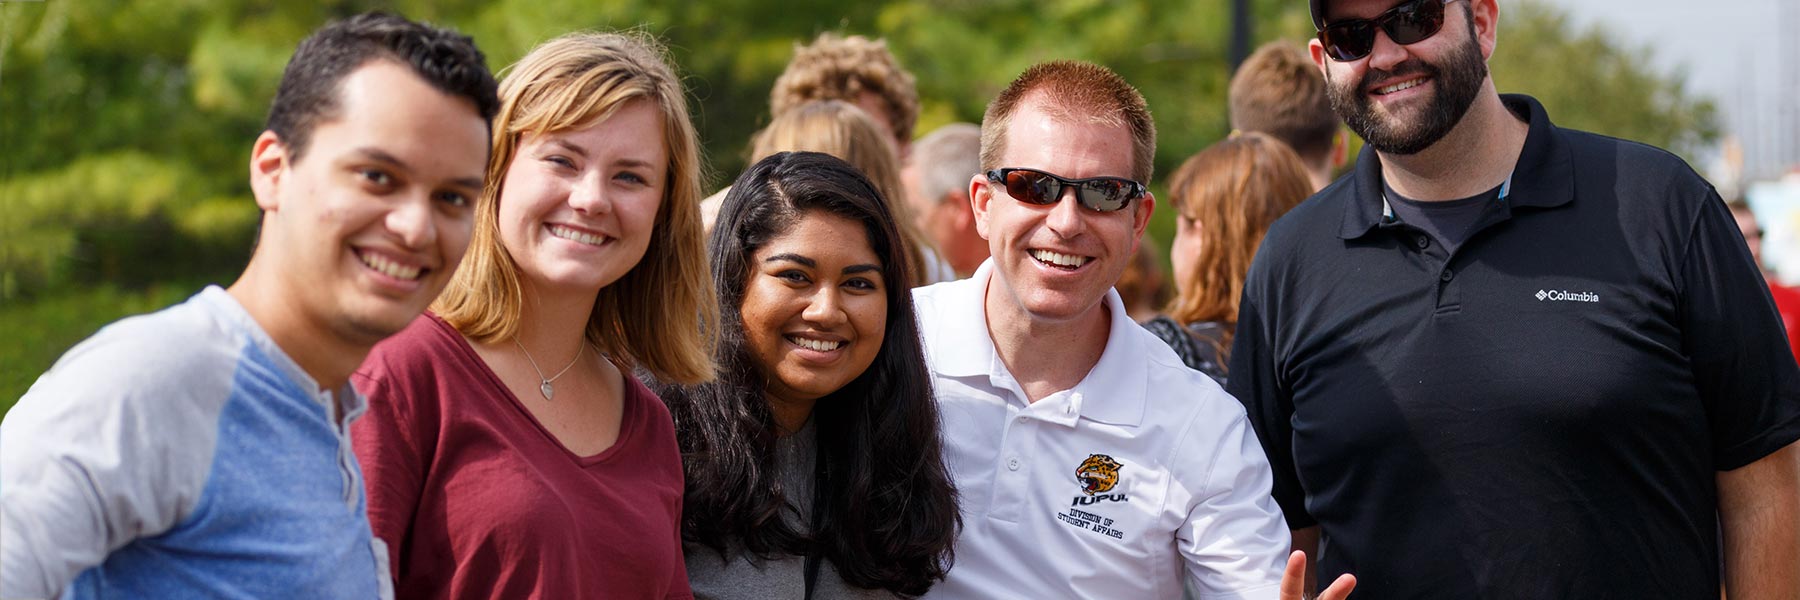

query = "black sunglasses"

[
  {"left": 985, "top": 168, "right": 1145, "bottom": 213},
  {"left": 1318, "top": 0, "right": 1458, "bottom": 62}
]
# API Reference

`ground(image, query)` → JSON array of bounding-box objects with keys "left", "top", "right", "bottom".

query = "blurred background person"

[
  {"left": 768, "top": 32, "right": 919, "bottom": 158},
  {"left": 661, "top": 151, "right": 958, "bottom": 598},
  {"left": 1731, "top": 200, "right": 1800, "bottom": 365},
  {"left": 901, "top": 123, "right": 988, "bottom": 278},
  {"left": 352, "top": 31, "right": 717, "bottom": 598},
  {"left": 1143, "top": 133, "right": 1311, "bottom": 383},
  {"left": 1227, "top": 41, "right": 1345, "bottom": 192},
  {"left": 1117, "top": 233, "right": 1170, "bottom": 323},
  {"left": 701, "top": 32, "right": 920, "bottom": 223},
  {"left": 709, "top": 100, "right": 951, "bottom": 285}
]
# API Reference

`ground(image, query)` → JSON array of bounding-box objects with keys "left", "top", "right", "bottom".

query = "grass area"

[{"left": 1, "top": 281, "right": 219, "bottom": 416}]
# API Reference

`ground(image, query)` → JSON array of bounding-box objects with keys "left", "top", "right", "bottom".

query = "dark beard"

[{"left": 1326, "top": 21, "right": 1488, "bottom": 155}]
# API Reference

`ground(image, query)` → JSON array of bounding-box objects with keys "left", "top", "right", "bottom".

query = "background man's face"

[
  {"left": 1318, "top": 0, "right": 1489, "bottom": 155},
  {"left": 252, "top": 60, "right": 488, "bottom": 346},
  {"left": 973, "top": 95, "right": 1152, "bottom": 325}
]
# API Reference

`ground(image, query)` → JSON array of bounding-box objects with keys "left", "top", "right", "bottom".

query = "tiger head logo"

[{"left": 1075, "top": 454, "right": 1123, "bottom": 496}]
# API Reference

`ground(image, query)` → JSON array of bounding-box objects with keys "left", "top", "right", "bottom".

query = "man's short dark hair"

[
  {"left": 265, "top": 12, "right": 499, "bottom": 162},
  {"left": 1228, "top": 41, "right": 1338, "bottom": 163}
]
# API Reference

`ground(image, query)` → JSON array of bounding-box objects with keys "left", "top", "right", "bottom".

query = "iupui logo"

[
  {"left": 1072, "top": 454, "right": 1128, "bottom": 506},
  {"left": 1536, "top": 289, "right": 1600, "bottom": 303}
]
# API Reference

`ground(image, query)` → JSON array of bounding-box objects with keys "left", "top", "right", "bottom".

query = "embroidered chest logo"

[
  {"left": 1536, "top": 289, "right": 1600, "bottom": 303},
  {"left": 1075, "top": 454, "right": 1122, "bottom": 495},
  {"left": 1057, "top": 454, "right": 1130, "bottom": 540},
  {"left": 1070, "top": 454, "right": 1129, "bottom": 507}
]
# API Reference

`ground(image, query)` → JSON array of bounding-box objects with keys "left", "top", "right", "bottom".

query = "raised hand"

[{"left": 1278, "top": 550, "right": 1356, "bottom": 600}]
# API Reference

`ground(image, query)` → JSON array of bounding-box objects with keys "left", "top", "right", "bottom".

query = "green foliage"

[
  {"left": 0, "top": 0, "right": 1721, "bottom": 410},
  {"left": 1489, "top": 1, "right": 1718, "bottom": 157},
  {"left": 0, "top": 282, "right": 212, "bottom": 413}
]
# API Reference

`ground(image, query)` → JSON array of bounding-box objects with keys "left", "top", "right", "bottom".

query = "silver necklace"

[{"left": 513, "top": 338, "right": 586, "bottom": 401}]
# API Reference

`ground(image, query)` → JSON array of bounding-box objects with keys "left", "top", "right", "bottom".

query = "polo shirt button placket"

[
  {"left": 1416, "top": 235, "right": 1430, "bottom": 249},
  {"left": 1441, "top": 268, "right": 1454, "bottom": 282}
]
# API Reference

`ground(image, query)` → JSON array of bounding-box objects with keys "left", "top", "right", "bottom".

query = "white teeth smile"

[
  {"left": 788, "top": 336, "right": 843, "bottom": 352},
  {"left": 1030, "top": 250, "right": 1090, "bottom": 269},
  {"left": 549, "top": 225, "right": 610, "bottom": 246},
  {"left": 1376, "top": 79, "right": 1426, "bottom": 95},
  {"left": 359, "top": 252, "right": 423, "bottom": 280}
]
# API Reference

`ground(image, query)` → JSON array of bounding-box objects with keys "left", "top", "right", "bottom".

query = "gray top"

[{"left": 685, "top": 419, "right": 895, "bottom": 600}]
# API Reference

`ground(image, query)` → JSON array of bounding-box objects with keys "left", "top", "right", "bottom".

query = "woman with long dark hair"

[{"left": 657, "top": 151, "right": 959, "bottom": 598}]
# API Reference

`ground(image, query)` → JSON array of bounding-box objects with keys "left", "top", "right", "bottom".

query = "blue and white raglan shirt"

[{"left": 1, "top": 286, "right": 393, "bottom": 599}]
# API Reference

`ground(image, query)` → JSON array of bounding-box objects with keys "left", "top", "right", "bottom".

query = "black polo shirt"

[{"left": 1228, "top": 94, "right": 1800, "bottom": 599}]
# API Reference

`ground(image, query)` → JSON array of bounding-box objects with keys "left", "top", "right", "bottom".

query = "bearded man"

[{"left": 1228, "top": 0, "right": 1800, "bottom": 597}]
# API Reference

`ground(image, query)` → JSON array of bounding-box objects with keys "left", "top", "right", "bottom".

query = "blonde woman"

[
  {"left": 1144, "top": 132, "right": 1311, "bottom": 383},
  {"left": 351, "top": 31, "right": 716, "bottom": 598},
  {"left": 704, "top": 100, "right": 951, "bottom": 285}
]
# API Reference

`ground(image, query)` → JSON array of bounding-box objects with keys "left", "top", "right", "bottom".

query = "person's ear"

[
  {"left": 1471, "top": 0, "right": 1500, "bottom": 59},
  {"left": 1308, "top": 38, "right": 1331, "bottom": 76},
  {"left": 249, "top": 131, "right": 289, "bottom": 212},
  {"left": 1132, "top": 193, "right": 1156, "bottom": 240},
  {"left": 969, "top": 173, "right": 994, "bottom": 241}
]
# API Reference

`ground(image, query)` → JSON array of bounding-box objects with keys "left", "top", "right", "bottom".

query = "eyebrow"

[
  {"left": 548, "top": 138, "right": 589, "bottom": 159},
  {"left": 763, "top": 254, "right": 883, "bottom": 277},
  {"left": 764, "top": 253, "right": 815, "bottom": 268},
  {"left": 353, "top": 147, "right": 483, "bottom": 191}
]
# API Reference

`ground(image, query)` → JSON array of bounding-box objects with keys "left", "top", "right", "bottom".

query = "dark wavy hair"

[{"left": 658, "top": 151, "right": 958, "bottom": 595}]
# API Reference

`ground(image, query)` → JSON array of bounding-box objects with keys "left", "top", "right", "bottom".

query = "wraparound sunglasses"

[
  {"left": 1318, "top": 0, "right": 1461, "bottom": 62},
  {"left": 985, "top": 168, "right": 1146, "bottom": 213}
]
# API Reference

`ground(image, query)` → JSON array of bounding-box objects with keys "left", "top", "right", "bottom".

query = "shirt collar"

[
  {"left": 1338, "top": 94, "right": 1575, "bottom": 240},
  {"left": 196, "top": 285, "right": 369, "bottom": 421},
  {"left": 928, "top": 260, "right": 1147, "bottom": 427}
]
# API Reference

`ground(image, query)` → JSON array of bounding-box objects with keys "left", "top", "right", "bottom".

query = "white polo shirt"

[{"left": 914, "top": 262, "right": 1287, "bottom": 600}]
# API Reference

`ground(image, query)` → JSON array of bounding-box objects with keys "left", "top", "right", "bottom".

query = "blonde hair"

[
  {"left": 1165, "top": 132, "right": 1312, "bottom": 360},
  {"left": 748, "top": 100, "right": 934, "bottom": 286},
  {"left": 433, "top": 31, "right": 717, "bottom": 385},
  {"left": 769, "top": 33, "right": 920, "bottom": 143},
  {"left": 1228, "top": 41, "right": 1338, "bottom": 163}
]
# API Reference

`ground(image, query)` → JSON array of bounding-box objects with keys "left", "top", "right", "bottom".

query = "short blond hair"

[
  {"left": 980, "top": 60, "right": 1156, "bottom": 184},
  {"left": 769, "top": 33, "right": 920, "bottom": 143},
  {"left": 748, "top": 100, "right": 934, "bottom": 287},
  {"left": 1228, "top": 42, "right": 1338, "bottom": 163},
  {"left": 433, "top": 31, "right": 717, "bottom": 385}
]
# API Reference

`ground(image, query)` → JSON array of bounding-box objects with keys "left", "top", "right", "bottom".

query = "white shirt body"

[{"left": 914, "top": 261, "right": 1287, "bottom": 600}]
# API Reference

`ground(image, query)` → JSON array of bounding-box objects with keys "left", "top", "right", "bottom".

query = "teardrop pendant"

[{"left": 539, "top": 380, "right": 555, "bottom": 401}]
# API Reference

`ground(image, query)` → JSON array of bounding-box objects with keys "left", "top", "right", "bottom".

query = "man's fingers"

[
  {"left": 1317, "top": 573, "right": 1357, "bottom": 600},
  {"left": 1278, "top": 550, "right": 1308, "bottom": 599}
]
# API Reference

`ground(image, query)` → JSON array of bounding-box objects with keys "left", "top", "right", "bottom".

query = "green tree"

[{"left": 0, "top": 0, "right": 1722, "bottom": 408}]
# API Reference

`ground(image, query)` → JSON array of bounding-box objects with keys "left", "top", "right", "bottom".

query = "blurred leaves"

[{"left": 0, "top": 0, "right": 1719, "bottom": 305}]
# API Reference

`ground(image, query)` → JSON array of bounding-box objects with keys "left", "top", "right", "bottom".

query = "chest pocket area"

[{"left": 1055, "top": 453, "right": 1171, "bottom": 553}]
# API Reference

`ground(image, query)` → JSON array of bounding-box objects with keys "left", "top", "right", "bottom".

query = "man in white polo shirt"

[{"left": 913, "top": 61, "right": 1353, "bottom": 600}]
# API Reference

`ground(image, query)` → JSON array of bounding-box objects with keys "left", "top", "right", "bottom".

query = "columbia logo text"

[{"left": 1535, "top": 289, "right": 1600, "bottom": 303}]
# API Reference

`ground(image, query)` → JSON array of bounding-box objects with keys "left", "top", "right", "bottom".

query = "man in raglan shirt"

[{"left": 1, "top": 12, "right": 497, "bottom": 598}]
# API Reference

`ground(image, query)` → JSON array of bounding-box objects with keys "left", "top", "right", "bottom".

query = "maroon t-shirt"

[{"left": 351, "top": 313, "right": 692, "bottom": 599}]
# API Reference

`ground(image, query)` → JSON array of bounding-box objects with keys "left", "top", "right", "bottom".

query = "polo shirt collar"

[
  {"left": 932, "top": 260, "right": 1148, "bottom": 427},
  {"left": 1337, "top": 93, "right": 1575, "bottom": 240}
]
